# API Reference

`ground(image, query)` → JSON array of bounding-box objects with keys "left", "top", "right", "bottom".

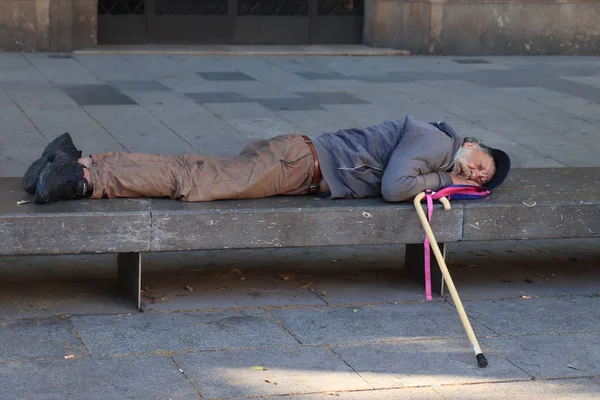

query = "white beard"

[{"left": 452, "top": 147, "right": 473, "bottom": 177}]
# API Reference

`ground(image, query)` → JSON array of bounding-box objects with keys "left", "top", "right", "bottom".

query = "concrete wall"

[
  {"left": 365, "top": 0, "right": 600, "bottom": 55},
  {"left": 0, "top": 0, "right": 96, "bottom": 51}
]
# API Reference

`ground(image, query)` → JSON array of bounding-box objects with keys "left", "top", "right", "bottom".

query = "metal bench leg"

[
  {"left": 117, "top": 252, "right": 142, "bottom": 311},
  {"left": 405, "top": 243, "right": 446, "bottom": 296}
]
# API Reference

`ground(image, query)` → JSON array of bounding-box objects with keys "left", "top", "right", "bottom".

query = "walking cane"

[{"left": 413, "top": 191, "right": 489, "bottom": 368}]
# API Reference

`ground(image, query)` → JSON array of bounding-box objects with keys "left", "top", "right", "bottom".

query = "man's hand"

[{"left": 450, "top": 173, "right": 479, "bottom": 186}]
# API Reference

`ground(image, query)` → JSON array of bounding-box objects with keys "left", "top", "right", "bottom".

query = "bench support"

[
  {"left": 405, "top": 243, "right": 445, "bottom": 296},
  {"left": 117, "top": 252, "right": 142, "bottom": 311}
]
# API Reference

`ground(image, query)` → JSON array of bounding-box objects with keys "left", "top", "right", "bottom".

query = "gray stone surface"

[
  {"left": 0, "top": 317, "right": 87, "bottom": 361},
  {"left": 482, "top": 332, "right": 600, "bottom": 379},
  {"left": 173, "top": 346, "right": 372, "bottom": 399},
  {"left": 70, "top": 309, "right": 298, "bottom": 355},
  {"left": 0, "top": 355, "right": 198, "bottom": 399},
  {"left": 295, "top": 71, "right": 349, "bottom": 80},
  {"left": 284, "top": 267, "right": 426, "bottom": 305},
  {"left": 257, "top": 97, "right": 327, "bottom": 111},
  {"left": 198, "top": 71, "right": 256, "bottom": 81},
  {"left": 108, "top": 80, "right": 170, "bottom": 92},
  {"left": 149, "top": 197, "right": 463, "bottom": 251},
  {"left": 333, "top": 339, "right": 530, "bottom": 388},
  {"left": 0, "top": 179, "right": 151, "bottom": 256},
  {"left": 1, "top": 53, "right": 600, "bottom": 399},
  {"left": 61, "top": 84, "right": 137, "bottom": 106},
  {"left": 463, "top": 296, "right": 600, "bottom": 336},
  {"left": 270, "top": 303, "right": 494, "bottom": 346},
  {"left": 257, "top": 388, "right": 444, "bottom": 400},
  {"left": 140, "top": 265, "right": 327, "bottom": 312},
  {"left": 462, "top": 168, "right": 600, "bottom": 241},
  {"left": 185, "top": 91, "right": 252, "bottom": 103},
  {"left": 437, "top": 378, "right": 600, "bottom": 400},
  {"left": 82, "top": 104, "right": 195, "bottom": 154},
  {"left": 0, "top": 253, "right": 133, "bottom": 319}
]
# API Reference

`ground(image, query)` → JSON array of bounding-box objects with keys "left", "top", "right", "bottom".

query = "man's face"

[{"left": 453, "top": 143, "right": 496, "bottom": 186}]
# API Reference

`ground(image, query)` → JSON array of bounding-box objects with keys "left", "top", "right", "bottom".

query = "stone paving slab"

[
  {"left": 3, "top": 54, "right": 600, "bottom": 173},
  {"left": 463, "top": 296, "right": 600, "bottom": 335},
  {"left": 1, "top": 53, "right": 600, "bottom": 399},
  {"left": 436, "top": 378, "right": 600, "bottom": 400},
  {"left": 140, "top": 267, "right": 327, "bottom": 312},
  {"left": 0, "top": 277, "right": 131, "bottom": 320},
  {"left": 173, "top": 346, "right": 372, "bottom": 399},
  {"left": 333, "top": 339, "right": 530, "bottom": 388},
  {"left": 83, "top": 105, "right": 195, "bottom": 154},
  {"left": 482, "top": 332, "right": 600, "bottom": 379},
  {"left": 252, "top": 387, "right": 444, "bottom": 400},
  {"left": 0, "top": 92, "right": 49, "bottom": 177},
  {"left": 70, "top": 309, "right": 298, "bottom": 355},
  {"left": 270, "top": 303, "right": 494, "bottom": 346},
  {"left": 286, "top": 269, "right": 427, "bottom": 305},
  {"left": 24, "top": 53, "right": 102, "bottom": 85},
  {"left": 502, "top": 86, "right": 600, "bottom": 124},
  {"left": 127, "top": 90, "right": 250, "bottom": 156},
  {"left": 430, "top": 80, "right": 600, "bottom": 149},
  {"left": 0, "top": 317, "right": 88, "bottom": 361},
  {"left": 440, "top": 264, "right": 569, "bottom": 301},
  {"left": 0, "top": 355, "right": 198, "bottom": 400},
  {"left": 4, "top": 85, "right": 127, "bottom": 156}
]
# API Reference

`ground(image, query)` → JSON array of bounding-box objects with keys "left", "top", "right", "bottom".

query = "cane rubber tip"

[{"left": 476, "top": 353, "right": 488, "bottom": 368}]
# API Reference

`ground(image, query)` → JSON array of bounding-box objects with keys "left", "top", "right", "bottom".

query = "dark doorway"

[{"left": 97, "top": 0, "right": 363, "bottom": 45}]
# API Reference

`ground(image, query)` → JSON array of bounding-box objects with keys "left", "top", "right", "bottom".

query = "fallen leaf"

[
  {"left": 353, "top": 309, "right": 359, "bottom": 313},
  {"left": 327, "top": 393, "right": 340, "bottom": 396},
  {"left": 17, "top": 200, "right": 30, "bottom": 205},
  {"left": 586, "top": 293, "right": 600, "bottom": 299},
  {"left": 330, "top": 259, "right": 338, "bottom": 263},
  {"left": 185, "top": 285, "right": 194, "bottom": 292},
  {"left": 567, "top": 364, "right": 581, "bottom": 370},
  {"left": 251, "top": 366, "right": 266, "bottom": 371},
  {"left": 278, "top": 274, "right": 290, "bottom": 281},
  {"left": 321, "top": 290, "right": 328, "bottom": 297},
  {"left": 521, "top": 295, "right": 532, "bottom": 299},
  {"left": 263, "top": 379, "right": 277, "bottom": 385},
  {"left": 64, "top": 355, "right": 74, "bottom": 360}
]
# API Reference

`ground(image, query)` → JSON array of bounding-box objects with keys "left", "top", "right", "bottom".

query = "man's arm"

[{"left": 380, "top": 130, "right": 474, "bottom": 202}]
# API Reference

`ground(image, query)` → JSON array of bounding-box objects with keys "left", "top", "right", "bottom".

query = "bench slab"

[
  {"left": 2, "top": 168, "right": 599, "bottom": 256},
  {"left": 0, "top": 178, "right": 462, "bottom": 256},
  {"left": 0, "top": 178, "right": 151, "bottom": 256},
  {"left": 462, "top": 168, "right": 600, "bottom": 240}
]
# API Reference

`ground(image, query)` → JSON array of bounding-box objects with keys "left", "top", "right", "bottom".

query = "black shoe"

[
  {"left": 22, "top": 132, "right": 82, "bottom": 194},
  {"left": 34, "top": 152, "right": 89, "bottom": 204}
]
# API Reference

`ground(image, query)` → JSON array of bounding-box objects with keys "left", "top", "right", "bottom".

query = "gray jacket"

[{"left": 310, "top": 116, "right": 463, "bottom": 202}]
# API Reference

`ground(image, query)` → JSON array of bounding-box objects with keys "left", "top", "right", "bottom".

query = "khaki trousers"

[{"left": 88, "top": 134, "right": 316, "bottom": 201}]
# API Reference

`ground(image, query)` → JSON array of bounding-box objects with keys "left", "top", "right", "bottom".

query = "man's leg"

[{"left": 86, "top": 134, "right": 316, "bottom": 202}]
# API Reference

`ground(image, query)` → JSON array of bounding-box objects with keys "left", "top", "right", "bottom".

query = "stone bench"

[{"left": 1, "top": 168, "right": 598, "bottom": 310}]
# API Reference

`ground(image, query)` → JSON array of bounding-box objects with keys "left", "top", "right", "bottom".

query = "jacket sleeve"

[{"left": 380, "top": 129, "right": 454, "bottom": 202}]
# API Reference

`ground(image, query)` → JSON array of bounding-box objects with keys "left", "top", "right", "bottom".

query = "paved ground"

[{"left": 1, "top": 50, "right": 600, "bottom": 399}]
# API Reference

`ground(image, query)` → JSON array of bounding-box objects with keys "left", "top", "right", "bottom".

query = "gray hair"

[{"left": 463, "top": 137, "right": 493, "bottom": 157}]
